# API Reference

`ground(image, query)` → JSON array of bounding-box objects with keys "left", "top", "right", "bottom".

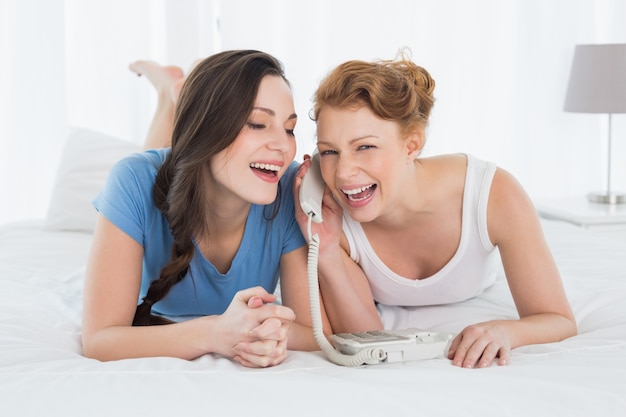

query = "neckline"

[{"left": 192, "top": 204, "right": 259, "bottom": 277}]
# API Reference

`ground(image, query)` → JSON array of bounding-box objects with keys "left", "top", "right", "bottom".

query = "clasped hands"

[{"left": 218, "top": 286, "right": 294, "bottom": 368}]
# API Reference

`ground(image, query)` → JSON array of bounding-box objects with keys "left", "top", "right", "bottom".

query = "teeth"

[
  {"left": 250, "top": 162, "right": 280, "bottom": 172},
  {"left": 343, "top": 184, "right": 374, "bottom": 195}
]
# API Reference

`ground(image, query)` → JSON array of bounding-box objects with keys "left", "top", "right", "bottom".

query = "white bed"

[{"left": 1, "top": 129, "right": 625, "bottom": 417}]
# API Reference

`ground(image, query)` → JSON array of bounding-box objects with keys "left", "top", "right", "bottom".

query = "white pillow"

[{"left": 45, "top": 128, "right": 142, "bottom": 233}]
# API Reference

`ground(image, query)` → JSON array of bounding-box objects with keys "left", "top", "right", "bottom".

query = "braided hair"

[{"left": 133, "top": 50, "right": 289, "bottom": 325}]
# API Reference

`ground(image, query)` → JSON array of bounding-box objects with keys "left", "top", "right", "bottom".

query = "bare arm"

[
  {"left": 448, "top": 168, "right": 577, "bottom": 368},
  {"left": 278, "top": 245, "right": 332, "bottom": 351},
  {"left": 317, "top": 239, "right": 382, "bottom": 333},
  {"left": 292, "top": 160, "right": 381, "bottom": 335},
  {"left": 82, "top": 214, "right": 295, "bottom": 367}
]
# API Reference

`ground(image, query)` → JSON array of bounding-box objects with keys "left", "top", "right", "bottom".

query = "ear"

[{"left": 405, "top": 130, "right": 424, "bottom": 159}]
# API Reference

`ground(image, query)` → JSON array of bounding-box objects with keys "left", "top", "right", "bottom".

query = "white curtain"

[{"left": 1, "top": 0, "right": 625, "bottom": 224}]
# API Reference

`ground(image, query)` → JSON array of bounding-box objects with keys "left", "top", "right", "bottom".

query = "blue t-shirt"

[{"left": 93, "top": 148, "right": 306, "bottom": 318}]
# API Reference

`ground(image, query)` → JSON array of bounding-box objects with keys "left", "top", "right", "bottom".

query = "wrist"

[
  {"left": 191, "top": 315, "right": 229, "bottom": 358},
  {"left": 316, "top": 239, "right": 342, "bottom": 260}
]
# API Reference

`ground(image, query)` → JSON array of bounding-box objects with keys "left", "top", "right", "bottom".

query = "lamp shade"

[{"left": 564, "top": 43, "right": 626, "bottom": 114}]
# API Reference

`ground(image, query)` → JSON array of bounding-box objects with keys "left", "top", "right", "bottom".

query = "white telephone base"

[{"left": 329, "top": 328, "right": 452, "bottom": 365}]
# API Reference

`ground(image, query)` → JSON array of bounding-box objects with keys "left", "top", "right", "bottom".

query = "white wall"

[
  {"left": 1, "top": 0, "right": 625, "bottom": 225},
  {"left": 213, "top": 0, "right": 626, "bottom": 201}
]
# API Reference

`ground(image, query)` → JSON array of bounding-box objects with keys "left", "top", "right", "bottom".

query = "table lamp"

[{"left": 564, "top": 43, "right": 626, "bottom": 204}]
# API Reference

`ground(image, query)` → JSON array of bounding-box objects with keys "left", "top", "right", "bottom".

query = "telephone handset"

[
  {"left": 299, "top": 148, "right": 451, "bottom": 366},
  {"left": 298, "top": 149, "right": 324, "bottom": 224}
]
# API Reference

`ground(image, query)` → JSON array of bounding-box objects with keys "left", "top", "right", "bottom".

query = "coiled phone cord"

[{"left": 305, "top": 214, "right": 387, "bottom": 366}]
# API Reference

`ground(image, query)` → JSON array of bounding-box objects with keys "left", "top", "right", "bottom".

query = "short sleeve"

[
  {"left": 279, "top": 162, "right": 307, "bottom": 254},
  {"left": 92, "top": 150, "right": 165, "bottom": 245}
]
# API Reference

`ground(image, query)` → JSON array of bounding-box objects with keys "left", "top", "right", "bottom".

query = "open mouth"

[
  {"left": 342, "top": 184, "right": 377, "bottom": 202},
  {"left": 249, "top": 162, "right": 280, "bottom": 178}
]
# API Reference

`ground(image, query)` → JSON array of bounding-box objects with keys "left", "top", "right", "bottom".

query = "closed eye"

[
  {"left": 286, "top": 129, "right": 295, "bottom": 136},
  {"left": 247, "top": 123, "right": 265, "bottom": 130}
]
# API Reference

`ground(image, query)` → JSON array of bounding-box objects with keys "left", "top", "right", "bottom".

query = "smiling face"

[
  {"left": 210, "top": 75, "right": 297, "bottom": 205},
  {"left": 316, "top": 104, "right": 420, "bottom": 223}
]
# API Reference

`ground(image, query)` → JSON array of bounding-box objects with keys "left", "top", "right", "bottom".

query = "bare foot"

[
  {"left": 171, "top": 77, "right": 185, "bottom": 104},
  {"left": 129, "top": 60, "right": 185, "bottom": 104},
  {"left": 171, "top": 58, "right": 202, "bottom": 102}
]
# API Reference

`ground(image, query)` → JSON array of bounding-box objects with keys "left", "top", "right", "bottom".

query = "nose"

[
  {"left": 267, "top": 126, "right": 294, "bottom": 154},
  {"left": 335, "top": 153, "right": 358, "bottom": 180}
]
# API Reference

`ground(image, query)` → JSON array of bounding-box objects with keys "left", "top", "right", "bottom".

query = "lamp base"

[{"left": 587, "top": 192, "right": 626, "bottom": 205}]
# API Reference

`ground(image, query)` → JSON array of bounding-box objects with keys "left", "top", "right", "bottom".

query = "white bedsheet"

[{"left": 1, "top": 219, "right": 625, "bottom": 417}]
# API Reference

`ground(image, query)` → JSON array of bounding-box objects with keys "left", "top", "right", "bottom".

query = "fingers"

[
  {"left": 256, "top": 303, "right": 296, "bottom": 324},
  {"left": 247, "top": 293, "right": 277, "bottom": 308},
  {"left": 234, "top": 287, "right": 295, "bottom": 328},
  {"left": 295, "top": 158, "right": 312, "bottom": 179},
  {"left": 496, "top": 347, "right": 510, "bottom": 366},
  {"left": 448, "top": 324, "right": 511, "bottom": 368},
  {"left": 236, "top": 286, "right": 274, "bottom": 304},
  {"left": 237, "top": 290, "right": 294, "bottom": 339},
  {"left": 247, "top": 296, "right": 264, "bottom": 308},
  {"left": 235, "top": 337, "right": 287, "bottom": 359},
  {"left": 249, "top": 317, "right": 288, "bottom": 340},
  {"left": 235, "top": 316, "right": 290, "bottom": 368},
  {"left": 233, "top": 338, "right": 288, "bottom": 368},
  {"left": 217, "top": 287, "right": 294, "bottom": 368}
]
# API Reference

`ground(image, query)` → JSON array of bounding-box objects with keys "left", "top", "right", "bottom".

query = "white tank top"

[{"left": 342, "top": 154, "right": 499, "bottom": 306}]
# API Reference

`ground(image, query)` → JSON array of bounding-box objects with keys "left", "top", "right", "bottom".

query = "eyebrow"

[
  {"left": 317, "top": 135, "right": 378, "bottom": 147},
  {"left": 253, "top": 107, "right": 297, "bottom": 120}
]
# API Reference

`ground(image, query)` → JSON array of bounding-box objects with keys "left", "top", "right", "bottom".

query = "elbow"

[
  {"left": 81, "top": 335, "right": 101, "bottom": 361},
  {"left": 557, "top": 314, "right": 578, "bottom": 341},
  {"left": 567, "top": 317, "right": 578, "bottom": 338},
  {"left": 81, "top": 332, "right": 113, "bottom": 362}
]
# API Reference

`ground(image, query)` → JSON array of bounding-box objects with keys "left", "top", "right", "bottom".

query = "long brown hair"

[{"left": 133, "top": 50, "right": 289, "bottom": 325}]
